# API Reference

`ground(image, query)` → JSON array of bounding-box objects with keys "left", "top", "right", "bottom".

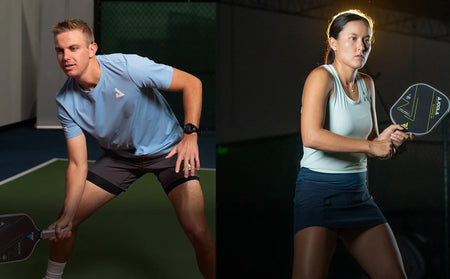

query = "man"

[{"left": 43, "top": 19, "right": 215, "bottom": 279}]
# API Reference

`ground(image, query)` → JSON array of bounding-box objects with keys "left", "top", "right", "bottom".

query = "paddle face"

[
  {"left": 0, "top": 214, "right": 41, "bottom": 264},
  {"left": 390, "top": 83, "right": 450, "bottom": 136}
]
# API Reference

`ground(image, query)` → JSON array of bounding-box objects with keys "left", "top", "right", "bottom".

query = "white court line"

[
  {"left": 0, "top": 158, "right": 216, "bottom": 186},
  {"left": 199, "top": 168, "right": 216, "bottom": 171},
  {"left": 0, "top": 158, "right": 62, "bottom": 186}
]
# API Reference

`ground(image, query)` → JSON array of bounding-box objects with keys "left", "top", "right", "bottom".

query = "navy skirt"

[{"left": 293, "top": 168, "right": 386, "bottom": 233}]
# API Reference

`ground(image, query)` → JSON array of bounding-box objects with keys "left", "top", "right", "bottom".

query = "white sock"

[{"left": 44, "top": 259, "right": 67, "bottom": 279}]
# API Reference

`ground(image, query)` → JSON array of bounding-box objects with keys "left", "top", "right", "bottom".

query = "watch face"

[{"left": 184, "top": 124, "right": 198, "bottom": 134}]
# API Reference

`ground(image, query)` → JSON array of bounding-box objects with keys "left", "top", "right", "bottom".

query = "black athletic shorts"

[{"left": 86, "top": 150, "right": 200, "bottom": 195}]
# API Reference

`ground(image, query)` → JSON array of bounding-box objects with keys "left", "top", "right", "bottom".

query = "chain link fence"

[{"left": 96, "top": 1, "right": 216, "bottom": 130}]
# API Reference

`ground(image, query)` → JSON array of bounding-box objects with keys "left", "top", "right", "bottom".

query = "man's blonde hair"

[{"left": 52, "top": 19, "right": 95, "bottom": 45}]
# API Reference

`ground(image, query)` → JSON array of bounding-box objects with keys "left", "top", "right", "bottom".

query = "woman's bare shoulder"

[{"left": 304, "top": 66, "right": 334, "bottom": 93}]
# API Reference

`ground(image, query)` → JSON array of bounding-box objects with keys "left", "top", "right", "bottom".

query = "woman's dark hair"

[{"left": 325, "top": 9, "right": 374, "bottom": 64}]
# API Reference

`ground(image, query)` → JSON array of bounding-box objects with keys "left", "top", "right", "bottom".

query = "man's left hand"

[{"left": 166, "top": 133, "right": 200, "bottom": 177}]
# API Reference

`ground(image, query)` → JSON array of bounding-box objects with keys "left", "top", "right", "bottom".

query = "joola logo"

[
  {"left": 115, "top": 88, "right": 125, "bottom": 98},
  {"left": 436, "top": 96, "right": 442, "bottom": 115}
]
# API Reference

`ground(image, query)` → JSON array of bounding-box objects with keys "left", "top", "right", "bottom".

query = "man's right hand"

[{"left": 48, "top": 214, "right": 73, "bottom": 242}]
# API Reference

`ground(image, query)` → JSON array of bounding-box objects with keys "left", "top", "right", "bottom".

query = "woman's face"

[{"left": 330, "top": 20, "right": 372, "bottom": 69}]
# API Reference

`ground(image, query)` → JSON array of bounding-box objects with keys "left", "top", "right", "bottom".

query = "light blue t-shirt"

[
  {"left": 300, "top": 64, "right": 373, "bottom": 173},
  {"left": 56, "top": 54, "right": 183, "bottom": 156}
]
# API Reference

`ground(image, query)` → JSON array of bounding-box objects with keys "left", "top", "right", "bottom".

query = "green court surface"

[{"left": 0, "top": 159, "right": 215, "bottom": 279}]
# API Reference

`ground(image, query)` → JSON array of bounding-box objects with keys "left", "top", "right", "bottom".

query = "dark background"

[{"left": 216, "top": 1, "right": 450, "bottom": 278}]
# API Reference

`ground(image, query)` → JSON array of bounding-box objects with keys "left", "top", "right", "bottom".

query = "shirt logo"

[{"left": 115, "top": 88, "right": 125, "bottom": 98}]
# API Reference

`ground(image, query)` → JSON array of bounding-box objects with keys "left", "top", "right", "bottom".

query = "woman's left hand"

[
  {"left": 379, "top": 124, "right": 414, "bottom": 150},
  {"left": 389, "top": 129, "right": 414, "bottom": 149},
  {"left": 375, "top": 124, "right": 414, "bottom": 160}
]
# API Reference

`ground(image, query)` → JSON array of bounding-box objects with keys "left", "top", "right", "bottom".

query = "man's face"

[{"left": 54, "top": 29, "right": 95, "bottom": 79}]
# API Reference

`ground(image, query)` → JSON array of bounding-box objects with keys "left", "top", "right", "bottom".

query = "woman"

[{"left": 292, "top": 10, "right": 413, "bottom": 279}]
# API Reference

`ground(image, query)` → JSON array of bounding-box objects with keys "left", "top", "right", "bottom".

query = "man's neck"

[{"left": 76, "top": 58, "right": 101, "bottom": 92}]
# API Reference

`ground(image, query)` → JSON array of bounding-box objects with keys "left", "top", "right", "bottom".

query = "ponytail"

[{"left": 325, "top": 47, "right": 335, "bottom": 64}]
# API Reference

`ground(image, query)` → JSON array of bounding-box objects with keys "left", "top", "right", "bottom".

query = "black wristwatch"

[{"left": 183, "top": 123, "right": 199, "bottom": 134}]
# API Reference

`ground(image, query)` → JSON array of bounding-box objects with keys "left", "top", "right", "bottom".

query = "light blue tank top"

[{"left": 300, "top": 64, "right": 373, "bottom": 173}]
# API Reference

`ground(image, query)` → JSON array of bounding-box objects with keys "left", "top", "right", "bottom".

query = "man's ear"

[{"left": 89, "top": 43, "right": 98, "bottom": 58}]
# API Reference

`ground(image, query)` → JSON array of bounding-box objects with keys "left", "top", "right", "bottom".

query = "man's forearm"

[
  {"left": 182, "top": 76, "right": 202, "bottom": 127},
  {"left": 62, "top": 163, "right": 88, "bottom": 218}
]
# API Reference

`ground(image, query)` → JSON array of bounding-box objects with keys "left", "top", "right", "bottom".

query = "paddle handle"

[{"left": 41, "top": 228, "right": 70, "bottom": 239}]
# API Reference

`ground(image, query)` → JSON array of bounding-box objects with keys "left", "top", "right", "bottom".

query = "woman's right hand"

[{"left": 368, "top": 138, "right": 394, "bottom": 159}]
